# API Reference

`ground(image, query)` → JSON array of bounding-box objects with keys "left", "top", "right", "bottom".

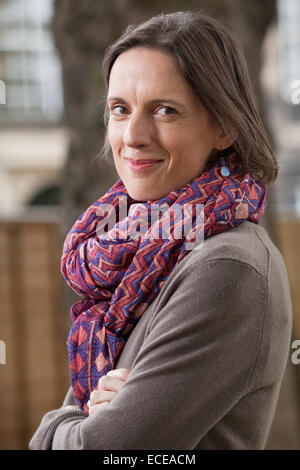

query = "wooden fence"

[
  {"left": 275, "top": 219, "right": 300, "bottom": 341},
  {"left": 0, "top": 215, "right": 299, "bottom": 449},
  {"left": 0, "top": 213, "right": 70, "bottom": 449}
]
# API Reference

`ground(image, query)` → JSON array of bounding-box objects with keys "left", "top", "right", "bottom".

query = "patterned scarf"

[{"left": 61, "top": 151, "right": 266, "bottom": 412}]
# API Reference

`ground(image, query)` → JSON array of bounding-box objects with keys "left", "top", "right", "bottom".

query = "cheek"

[
  {"left": 157, "top": 126, "right": 187, "bottom": 154},
  {"left": 108, "top": 122, "right": 123, "bottom": 149},
  {"left": 161, "top": 127, "right": 193, "bottom": 162},
  {"left": 163, "top": 123, "right": 216, "bottom": 169},
  {"left": 187, "top": 122, "right": 216, "bottom": 152}
]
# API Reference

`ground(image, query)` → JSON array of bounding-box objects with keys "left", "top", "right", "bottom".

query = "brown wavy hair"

[{"left": 100, "top": 10, "right": 278, "bottom": 185}]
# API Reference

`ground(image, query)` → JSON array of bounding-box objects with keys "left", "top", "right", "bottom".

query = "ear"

[{"left": 215, "top": 128, "right": 238, "bottom": 151}]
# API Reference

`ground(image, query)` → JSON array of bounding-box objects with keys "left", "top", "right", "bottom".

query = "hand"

[{"left": 88, "top": 368, "right": 131, "bottom": 416}]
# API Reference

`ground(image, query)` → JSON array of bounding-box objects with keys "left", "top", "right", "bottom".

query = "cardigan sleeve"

[{"left": 29, "top": 258, "right": 268, "bottom": 450}]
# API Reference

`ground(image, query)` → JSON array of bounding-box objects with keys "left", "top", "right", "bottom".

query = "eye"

[
  {"left": 156, "top": 106, "right": 177, "bottom": 116},
  {"left": 111, "top": 105, "right": 128, "bottom": 115}
]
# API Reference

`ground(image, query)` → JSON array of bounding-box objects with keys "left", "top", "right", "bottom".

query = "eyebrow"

[{"left": 106, "top": 96, "right": 184, "bottom": 108}]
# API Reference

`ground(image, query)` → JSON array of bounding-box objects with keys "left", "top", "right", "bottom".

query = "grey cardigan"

[{"left": 29, "top": 221, "right": 293, "bottom": 450}]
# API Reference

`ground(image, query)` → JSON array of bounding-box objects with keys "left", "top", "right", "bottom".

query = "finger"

[
  {"left": 107, "top": 368, "right": 131, "bottom": 376},
  {"left": 106, "top": 368, "right": 131, "bottom": 380},
  {"left": 90, "top": 389, "right": 117, "bottom": 405},
  {"left": 97, "top": 375, "right": 126, "bottom": 392},
  {"left": 89, "top": 401, "right": 109, "bottom": 416}
]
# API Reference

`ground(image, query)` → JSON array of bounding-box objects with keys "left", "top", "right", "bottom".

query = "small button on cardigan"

[{"left": 29, "top": 221, "right": 293, "bottom": 450}]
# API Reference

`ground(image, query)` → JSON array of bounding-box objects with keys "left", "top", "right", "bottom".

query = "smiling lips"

[{"left": 125, "top": 158, "right": 163, "bottom": 171}]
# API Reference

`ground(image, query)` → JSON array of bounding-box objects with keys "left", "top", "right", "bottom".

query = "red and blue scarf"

[{"left": 61, "top": 151, "right": 266, "bottom": 412}]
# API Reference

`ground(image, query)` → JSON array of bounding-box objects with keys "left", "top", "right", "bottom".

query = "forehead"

[{"left": 108, "top": 47, "right": 192, "bottom": 99}]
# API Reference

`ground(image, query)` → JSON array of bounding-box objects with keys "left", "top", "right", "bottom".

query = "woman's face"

[{"left": 107, "top": 46, "right": 224, "bottom": 201}]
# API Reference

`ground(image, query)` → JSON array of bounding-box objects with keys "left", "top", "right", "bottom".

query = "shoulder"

[
  {"left": 171, "top": 221, "right": 287, "bottom": 283},
  {"left": 155, "top": 221, "right": 292, "bottom": 330},
  {"left": 151, "top": 222, "right": 271, "bottom": 330},
  {"left": 165, "top": 222, "right": 270, "bottom": 290},
  {"left": 158, "top": 219, "right": 292, "bottom": 344}
]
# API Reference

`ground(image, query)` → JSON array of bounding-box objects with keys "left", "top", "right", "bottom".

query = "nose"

[{"left": 123, "top": 112, "right": 152, "bottom": 148}]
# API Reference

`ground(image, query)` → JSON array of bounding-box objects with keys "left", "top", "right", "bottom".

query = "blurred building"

[
  {"left": 261, "top": 0, "right": 300, "bottom": 217},
  {"left": 0, "top": 0, "right": 68, "bottom": 217},
  {"left": 0, "top": 2, "right": 70, "bottom": 450},
  {"left": 0, "top": 0, "right": 299, "bottom": 218}
]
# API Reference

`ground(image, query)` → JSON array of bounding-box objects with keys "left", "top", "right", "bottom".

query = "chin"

[
  {"left": 128, "top": 192, "right": 151, "bottom": 202},
  {"left": 123, "top": 184, "right": 147, "bottom": 201},
  {"left": 127, "top": 189, "right": 158, "bottom": 202}
]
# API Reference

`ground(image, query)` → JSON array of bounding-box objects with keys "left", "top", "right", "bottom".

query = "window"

[
  {"left": 0, "top": 0, "right": 63, "bottom": 125},
  {"left": 277, "top": 0, "right": 300, "bottom": 105}
]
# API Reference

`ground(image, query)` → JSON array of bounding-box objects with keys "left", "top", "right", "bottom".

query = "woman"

[{"left": 29, "top": 11, "right": 293, "bottom": 450}]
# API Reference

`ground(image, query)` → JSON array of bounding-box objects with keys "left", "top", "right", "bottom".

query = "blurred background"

[{"left": 0, "top": 0, "right": 299, "bottom": 450}]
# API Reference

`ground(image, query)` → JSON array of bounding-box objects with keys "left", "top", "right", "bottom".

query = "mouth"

[{"left": 124, "top": 158, "right": 164, "bottom": 171}]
